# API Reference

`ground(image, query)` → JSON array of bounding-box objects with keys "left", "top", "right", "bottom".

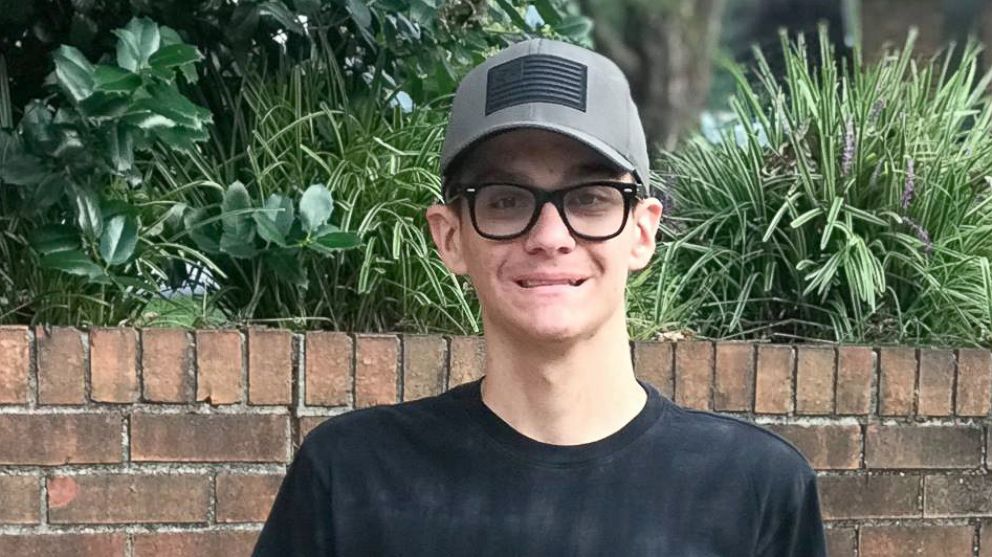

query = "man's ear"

[
  {"left": 426, "top": 203, "right": 469, "bottom": 275},
  {"left": 628, "top": 198, "right": 663, "bottom": 272}
]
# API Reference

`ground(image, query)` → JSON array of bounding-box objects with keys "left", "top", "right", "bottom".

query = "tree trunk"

[{"left": 581, "top": 0, "right": 725, "bottom": 151}]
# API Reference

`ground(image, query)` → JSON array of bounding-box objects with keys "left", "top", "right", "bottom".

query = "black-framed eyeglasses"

[{"left": 446, "top": 180, "right": 643, "bottom": 241}]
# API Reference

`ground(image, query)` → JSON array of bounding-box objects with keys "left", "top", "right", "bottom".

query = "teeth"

[{"left": 519, "top": 279, "right": 580, "bottom": 288}]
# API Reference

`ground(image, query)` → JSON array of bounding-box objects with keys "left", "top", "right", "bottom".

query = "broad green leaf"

[
  {"left": 126, "top": 17, "right": 161, "bottom": 67},
  {"left": 113, "top": 28, "right": 141, "bottom": 71},
  {"left": 347, "top": 0, "right": 373, "bottom": 30},
  {"left": 295, "top": 0, "right": 322, "bottom": 15},
  {"left": 222, "top": 181, "right": 254, "bottom": 236},
  {"left": 533, "top": 0, "right": 562, "bottom": 25},
  {"left": 220, "top": 233, "right": 258, "bottom": 258},
  {"left": 27, "top": 173, "right": 70, "bottom": 211},
  {"left": 159, "top": 25, "right": 183, "bottom": 46},
  {"left": 133, "top": 83, "right": 212, "bottom": 130},
  {"left": 183, "top": 207, "right": 221, "bottom": 253},
  {"left": 555, "top": 15, "right": 593, "bottom": 40},
  {"left": 51, "top": 128, "right": 85, "bottom": 160},
  {"left": 29, "top": 224, "right": 81, "bottom": 255},
  {"left": 254, "top": 194, "right": 294, "bottom": 246},
  {"left": 148, "top": 44, "right": 202, "bottom": 69},
  {"left": 152, "top": 124, "right": 209, "bottom": 151},
  {"left": 21, "top": 101, "right": 56, "bottom": 154},
  {"left": 99, "top": 214, "right": 139, "bottom": 265},
  {"left": 39, "top": 250, "right": 105, "bottom": 279},
  {"left": 78, "top": 91, "right": 130, "bottom": 120},
  {"left": 53, "top": 45, "right": 95, "bottom": 102},
  {"left": 299, "top": 184, "right": 333, "bottom": 233},
  {"left": 106, "top": 125, "right": 135, "bottom": 174},
  {"left": 309, "top": 231, "right": 361, "bottom": 254},
  {"left": 120, "top": 109, "right": 177, "bottom": 130},
  {"left": 1, "top": 152, "right": 49, "bottom": 186},
  {"left": 72, "top": 185, "right": 103, "bottom": 238},
  {"left": 93, "top": 65, "right": 142, "bottom": 93},
  {"left": 265, "top": 249, "right": 308, "bottom": 288},
  {"left": 220, "top": 182, "right": 256, "bottom": 256}
]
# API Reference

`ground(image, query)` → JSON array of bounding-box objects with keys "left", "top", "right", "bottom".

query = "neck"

[{"left": 478, "top": 309, "right": 647, "bottom": 446}]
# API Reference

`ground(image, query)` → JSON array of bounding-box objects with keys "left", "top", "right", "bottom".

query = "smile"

[{"left": 513, "top": 278, "right": 588, "bottom": 293}]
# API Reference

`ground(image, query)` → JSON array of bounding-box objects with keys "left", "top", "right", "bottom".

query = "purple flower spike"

[
  {"left": 901, "top": 158, "right": 915, "bottom": 210},
  {"left": 841, "top": 119, "right": 856, "bottom": 177}
]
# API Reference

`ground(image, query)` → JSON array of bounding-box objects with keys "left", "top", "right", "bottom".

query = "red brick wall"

[{"left": 1, "top": 327, "right": 991, "bottom": 556}]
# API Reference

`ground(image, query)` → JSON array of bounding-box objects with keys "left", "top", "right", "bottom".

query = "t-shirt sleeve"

[
  {"left": 252, "top": 440, "right": 334, "bottom": 557},
  {"left": 751, "top": 442, "right": 827, "bottom": 557}
]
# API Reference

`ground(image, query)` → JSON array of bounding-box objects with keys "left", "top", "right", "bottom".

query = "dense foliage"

[
  {"left": 2, "top": 3, "right": 990, "bottom": 347},
  {"left": 649, "top": 28, "right": 992, "bottom": 346}
]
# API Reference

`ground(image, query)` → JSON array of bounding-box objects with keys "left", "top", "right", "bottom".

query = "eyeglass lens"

[{"left": 473, "top": 184, "right": 626, "bottom": 238}]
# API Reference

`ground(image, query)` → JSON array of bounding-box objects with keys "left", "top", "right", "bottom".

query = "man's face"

[{"left": 426, "top": 128, "right": 663, "bottom": 343}]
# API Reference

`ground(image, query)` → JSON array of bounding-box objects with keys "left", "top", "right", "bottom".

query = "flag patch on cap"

[{"left": 485, "top": 54, "right": 587, "bottom": 116}]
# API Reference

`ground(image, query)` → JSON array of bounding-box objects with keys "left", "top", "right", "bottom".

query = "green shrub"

[
  {"left": 154, "top": 50, "right": 481, "bottom": 333},
  {"left": 0, "top": 17, "right": 214, "bottom": 325},
  {"left": 645, "top": 28, "right": 992, "bottom": 346}
]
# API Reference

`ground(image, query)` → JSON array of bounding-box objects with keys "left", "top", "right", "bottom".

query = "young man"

[{"left": 253, "top": 39, "right": 826, "bottom": 556}]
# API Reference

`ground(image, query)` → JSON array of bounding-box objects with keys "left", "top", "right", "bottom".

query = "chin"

[{"left": 511, "top": 313, "right": 592, "bottom": 343}]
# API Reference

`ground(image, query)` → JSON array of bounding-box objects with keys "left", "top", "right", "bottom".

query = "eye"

[{"left": 488, "top": 197, "right": 519, "bottom": 209}]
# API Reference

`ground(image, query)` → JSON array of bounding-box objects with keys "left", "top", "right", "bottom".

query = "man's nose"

[{"left": 522, "top": 201, "right": 575, "bottom": 252}]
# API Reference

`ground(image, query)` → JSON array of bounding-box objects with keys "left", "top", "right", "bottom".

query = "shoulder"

[
  {"left": 666, "top": 404, "right": 816, "bottom": 482},
  {"left": 299, "top": 384, "right": 470, "bottom": 460}
]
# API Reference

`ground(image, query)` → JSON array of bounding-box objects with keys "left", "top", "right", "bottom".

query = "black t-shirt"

[{"left": 252, "top": 377, "right": 826, "bottom": 557}]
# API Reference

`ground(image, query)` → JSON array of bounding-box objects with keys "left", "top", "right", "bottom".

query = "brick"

[
  {"left": 195, "top": 330, "right": 243, "bottom": 405},
  {"left": 957, "top": 348, "right": 992, "bottom": 417},
  {"left": 298, "top": 416, "right": 329, "bottom": 445},
  {"left": 0, "top": 326, "right": 29, "bottom": 403},
  {"left": 401, "top": 335, "right": 445, "bottom": 401},
  {"left": 764, "top": 424, "right": 860, "bottom": 470},
  {"left": 449, "top": 336, "right": 485, "bottom": 388},
  {"left": 918, "top": 348, "right": 955, "bottom": 417},
  {"left": 0, "top": 475, "right": 39, "bottom": 523},
  {"left": 131, "top": 413, "right": 288, "bottom": 462},
  {"left": 824, "top": 527, "right": 856, "bottom": 557},
  {"left": 674, "top": 340, "right": 712, "bottom": 410},
  {"left": 866, "top": 425, "right": 981, "bottom": 469},
  {"left": 47, "top": 474, "right": 209, "bottom": 523},
  {"left": 248, "top": 328, "right": 293, "bottom": 405},
  {"left": 925, "top": 473, "right": 992, "bottom": 516},
  {"left": 878, "top": 347, "right": 915, "bottom": 416},
  {"left": 634, "top": 341, "right": 674, "bottom": 398},
  {"left": 982, "top": 520, "right": 992, "bottom": 557},
  {"left": 0, "top": 534, "right": 125, "bottom": 557},
  {"left": 836, "top": 346, "right": 873, "bottom": 415},
  {"left": 796, "top": 346, "right": 834, "bottom": 414},
  {"left": 817, "top": 474, "right": 920, "bottom": 519},
  {"left": 0, "top": 414, "right": 120, "bottom": 464},
  {"left": 305, "top": 331, "right": 352, "bottom": 406},
  {"left": 860, "top": 525, "right": 973, "bottom": 557},
  {"left": 132, "top": 531, "right": 259, "bottom": 557},
  {"left": 755, "top": 345, "right": 793, "bottom": 414},
  {"left": 89, "top": 328, "right": 138, "bottom": 403},
  {"left": 141, "top": 329, "right": 193, "bottom": 402},
  {"left": 355, "top": 335, "right": 398, "bottom": 408},
  {"left": 216, "top": 473, "right": 285, "bottom": 522},
  {"left": 713, "top": 342, "right": 753, "bottom": 411},
  {"left": 35, "top": 326, "right": 85, "bottom": 404}
]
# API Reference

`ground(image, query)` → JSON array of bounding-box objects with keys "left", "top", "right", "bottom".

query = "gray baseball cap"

[{"left": 440, "top": 38, "right": 650, "bottom": 197}]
